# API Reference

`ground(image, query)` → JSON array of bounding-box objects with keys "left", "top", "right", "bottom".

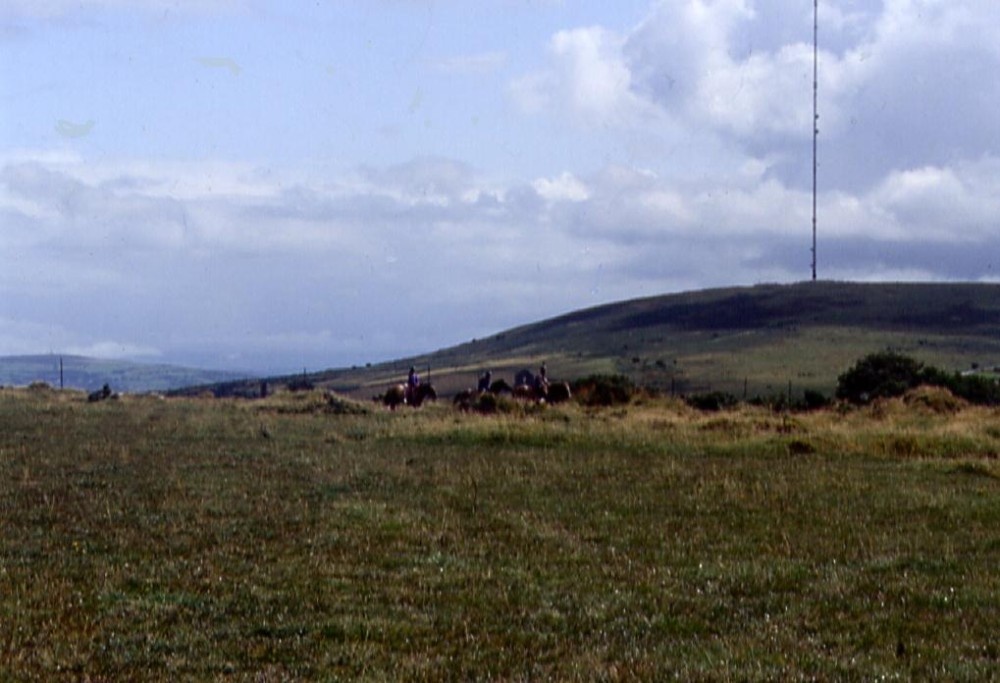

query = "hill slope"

[
  {"left": 187, "top": 281, "right": 1000, "bottom": 401},
  {"left": 0, "top": 355, "right": 247, "bottom": 393}
]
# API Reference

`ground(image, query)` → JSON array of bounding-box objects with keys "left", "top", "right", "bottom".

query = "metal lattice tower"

[{"left": 811, "top": 0, "right": 819, "bottom": 281}]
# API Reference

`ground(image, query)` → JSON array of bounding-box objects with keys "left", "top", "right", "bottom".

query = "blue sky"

[{"left": 2, "top": 0, "right": 999, "bottom": 373}]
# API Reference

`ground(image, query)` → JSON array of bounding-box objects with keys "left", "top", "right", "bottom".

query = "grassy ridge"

[
  {"left": 4, "top": 387, "right": 1000, "bottom": 679},
  {"left": 297, "top": 281, "right": 1000, "bottom": 401}
]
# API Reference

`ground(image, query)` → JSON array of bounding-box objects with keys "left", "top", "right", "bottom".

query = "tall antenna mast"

[{"left": 811, "top": 0, "right": 818, "bottom": 281}]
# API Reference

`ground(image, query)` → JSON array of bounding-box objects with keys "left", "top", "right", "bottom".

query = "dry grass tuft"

[{"left": 903, "top": 385, "right": 968, "bottom": 414}]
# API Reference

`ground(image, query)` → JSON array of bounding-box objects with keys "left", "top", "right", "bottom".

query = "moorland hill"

[{"left": 185, "top": 281, "right": 1000, "bottom": 401}]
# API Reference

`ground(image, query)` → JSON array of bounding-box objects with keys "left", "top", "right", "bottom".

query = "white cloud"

[
  {"left": 533, "top": 172, "right": 589, "bottom": 202},
  {"left": 622, "top": 0, "right": 861, "bottom": 145},
  {"left": 505, "top": 1, "right": 1000, "bottom": 324},
  {"left": 0, "top": 314, "right": 163, "bottom": 361},
  {"left": 551, "top": 27, "right": 634, "bottom": 122},
  {"left": 817, "top": 0, "right": 874, "bottom": 38},
  {"left": 868, "top": 162, "right": 1000, "bottom": 242},
  {"left": 511, "top": 25, "right": 656, "bottom": 127},
  {"left": 511, "top": 0, "right": 1000, "bottom": 195},
  {"left": 3, "top": 143, "right": 1000, "bottom": 369},
  {"left": 626, "top": 0, "right": 755, "bottom": 105}
]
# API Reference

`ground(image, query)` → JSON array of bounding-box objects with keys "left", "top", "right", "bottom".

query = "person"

[
  {"left": 478, "top": 370, "right": 492, "bottom": 393},
  {"left": 534, "top": 364, "right": 549, "bottom": 394},
  {"left": 406, "top": 366, "right": 420, "bottom": 403}
]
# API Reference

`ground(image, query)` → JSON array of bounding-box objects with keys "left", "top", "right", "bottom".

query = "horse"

[
  {"left": 409, "top": 383, "right": 437, "bottom": 406},
  {"left": 513, "top": 381, "right": 572, "bottom": 404},
  {"left": 489, "top": 378, "right": 513, "bottom": 395},
  {"left": 453, "top": 388, "right": 476, "bottom": 411},
  {"left": 454, "top": 376, "right": 515, "bottom": 411},
  {"left": 513, "top": 383, "right": 541, "bottom": 401},
  {"left": 383, "top": 385, "right": 406, "bottom": 410},
  {"left": 88, "top": 384, "right": 113, "bottom": 403},
  {"left": 546, "top": 381, "right": 572, "bottom": 404},
  {"left": 383, "top": 383, "right": 437, "bottom": 410}
]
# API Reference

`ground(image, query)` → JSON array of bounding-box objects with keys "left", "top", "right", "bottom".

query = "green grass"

[{"left": 4, "top": 388, "right": 1000, "bottom": 679}]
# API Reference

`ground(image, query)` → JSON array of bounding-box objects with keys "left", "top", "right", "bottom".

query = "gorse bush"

[
  {"left": 802, "top": 388, "right": 831, "bottom": 410},
  {"left": 571, "top": 374, "right": 637, "bottom": 407},
  {"left": 747, "top": 389, "right": 830, "bottom": 412},
  {"left": 923, "top": 366, "right": 1000, "bottom": 406},
  {"left": 686, "top": 391, "right": 740, "bottom": 412},
  {"left": 837, "top": 351, "right": 1000, "bottom": 406},
  {"left": 836, "top": 351, "right": 925, "bottom": 404}
]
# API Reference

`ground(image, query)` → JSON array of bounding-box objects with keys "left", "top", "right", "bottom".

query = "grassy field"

[{"left": 4, "top": 386, "right": 1000, "bottom": 680}]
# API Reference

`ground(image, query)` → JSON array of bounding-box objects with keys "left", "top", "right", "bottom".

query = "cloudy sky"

[{"left": 2, "top": 0, "right": 999, "bottom": 373}]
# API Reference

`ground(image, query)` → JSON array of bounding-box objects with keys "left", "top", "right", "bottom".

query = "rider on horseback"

[
  {"left": 406, "top": 366, "right": 420, "bottom": 404},
  {"left": 534, "top": 363, "right": 549, "bottom": 396}
]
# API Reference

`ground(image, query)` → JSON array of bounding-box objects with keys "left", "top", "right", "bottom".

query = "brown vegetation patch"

[
  {"left": 903, "top": 385, "right": 967, "bottom": 414},
  {"left": 786, "top": 438, "right": 817, "bottom": 455}
]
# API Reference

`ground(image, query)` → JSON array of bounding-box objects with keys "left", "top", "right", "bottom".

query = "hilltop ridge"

[{"left": 179, "top": 281, "right": 1000, "bottom": 400}]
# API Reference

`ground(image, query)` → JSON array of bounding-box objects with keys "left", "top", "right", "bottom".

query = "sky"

[{"left": 2, "top": 0, "right": 999, "bottom": 374}]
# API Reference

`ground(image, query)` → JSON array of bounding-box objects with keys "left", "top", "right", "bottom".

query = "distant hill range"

[
  {"left": 0, "top": 355, "right": 246, "bottom": 394},
  {"left": 179, "top": 281, "right": 1000, "bottom": 402}
]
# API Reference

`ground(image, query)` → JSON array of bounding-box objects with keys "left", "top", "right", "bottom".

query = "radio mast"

[{"left": 811, "top": 0, "right": 819, "bottom": 281}]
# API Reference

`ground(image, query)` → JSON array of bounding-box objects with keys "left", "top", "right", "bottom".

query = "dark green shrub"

[
  {"left": 686, "top": 391, "right": 739, "bottom": 412},
  {"left": 748, "top": 393, "right": 789, "bottom": 411},
  {"left": 287, "top": 377, "right": 315, "bottom": 392},
  {"left": 802, "top": 389, "right": 831, "bottom": 410},
  {"left": 836, "top": 351, "right": 925, "bottom": 404},
  {"left": 922, "top": 367, "right": 1000, "bottom": 406},
  {"left": 571, "top": 374, "right": 637, "bottom": 407},
  {"left": 838, "top": 351, "right": 1000, "bottom": 406}
]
